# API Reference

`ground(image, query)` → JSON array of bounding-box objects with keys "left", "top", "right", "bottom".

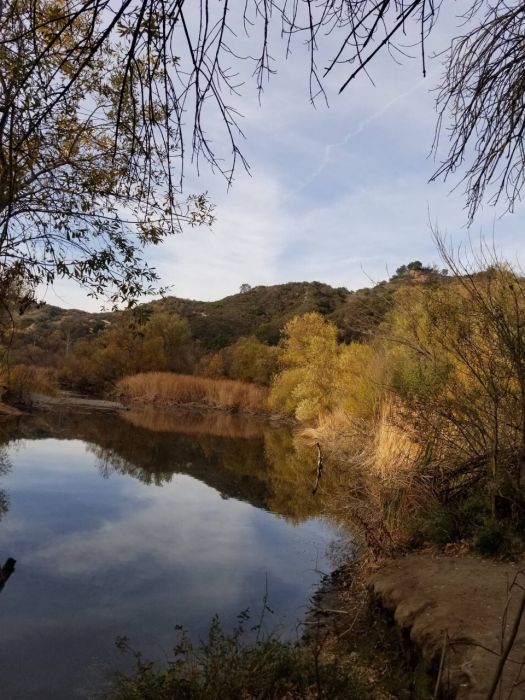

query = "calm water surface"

[{"left": 0, "top": 409, "right": 337, "bottom": 699}]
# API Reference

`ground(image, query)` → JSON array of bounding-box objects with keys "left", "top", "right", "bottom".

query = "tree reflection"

[
  {"left": 7, "top": 409, "right": 328, "bottom": 522},
  {"left": 0, "top": 557, "right": 15, "bottom": 592},
  {"left": 0, "top": 443, "right": 11, "bottom": 521}
]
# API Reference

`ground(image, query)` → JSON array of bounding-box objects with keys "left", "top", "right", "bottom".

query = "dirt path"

[{"left": 370, "top": 554, "right": 525, "bottom": 699}]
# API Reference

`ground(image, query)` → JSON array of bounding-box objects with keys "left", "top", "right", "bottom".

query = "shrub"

[
  {"left": 409, "top": 494, "right": 486, "bottom": 548},
  {"left": 6, "top": 364, "right": 58, "bottom": 402},
  {"left": 409, "top": 489, "right": 525, "bottom": 557},
  {"left": 474, "top": 520, "right": 522, "bottom": 558},
  {"left": 107, "top": 617, "right": 370, "bottom": 700}
]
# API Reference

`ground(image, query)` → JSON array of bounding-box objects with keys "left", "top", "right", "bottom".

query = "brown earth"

[
  {"left": 370, "top": 554, "right": 525, "bottom": 699},
  {"left": 30, "top": 392, "right": 126, "bottom": 412}
]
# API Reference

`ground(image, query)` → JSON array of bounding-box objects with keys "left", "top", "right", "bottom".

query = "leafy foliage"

[
  {"left": 61, "top": 311, "right": 193, "bottom": 391},
  {"left": 201, "top": 336, "right": 280, "bottom": 386},
  {"left": 270, "top": 313, "right": 340, "bottom": 420},
  {"left": 270, "top": 313, "right": 381, "bottom": 421},
  {"left": 0, "top": 0, "right": 213, "bottom": 306}
]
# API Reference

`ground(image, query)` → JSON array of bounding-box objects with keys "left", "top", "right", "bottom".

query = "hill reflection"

[{"left": 0, "top": 409, "right": 325, "bottom": 523}]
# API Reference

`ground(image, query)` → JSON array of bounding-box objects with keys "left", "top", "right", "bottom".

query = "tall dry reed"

[
  {"left": 301, "top": 402, "right": 426, "bottom": 556},
  {"left": 115, "top": 372, "right": 268, "bottom": 414},
  {"left": 4, "top": 363, "right": 59, "bottom": 400}
]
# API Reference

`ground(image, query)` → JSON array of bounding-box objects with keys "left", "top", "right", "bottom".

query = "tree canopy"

[
  {"left": 0, "top": 0, "right": 213, "bottom": 309},
  {"left": 2, "top": 1, "right": 525, "bottom": 307}
]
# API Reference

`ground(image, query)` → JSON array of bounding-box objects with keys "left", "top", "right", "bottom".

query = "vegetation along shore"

[
  {"left": 3, "top": 254, "right": 525, "bottom": 696},
  {"left": 3, "top": 0, "right": 525, "bottom": 696}
]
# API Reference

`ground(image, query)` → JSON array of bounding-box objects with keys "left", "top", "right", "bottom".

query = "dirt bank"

[
  {"left": 370, "top": 553, "right": 525, "bottom": 699},
  {"left": 30, "top": 392, "right": 126, "bottom": 412}
]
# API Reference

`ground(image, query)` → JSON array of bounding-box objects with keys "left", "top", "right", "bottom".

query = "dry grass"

[
  {"left": 365, "top": 401, "right": 421, "bottom": 484},
  {"left": 300, "top": 409, "right": 368, "bottom": 464},
  {"left": 115, "top": 372, "right": 268, "bottom": 414},
  {"left": 4, "top": 363, "right": 59, "bottom": 401},
  {"left": 122, "top": 407, "right": 266, "bottom": 439},
  {"left": 301, "top": 402, "right": 426, "bottom": 557},
  {"left": 302, "top": 402, "right": 420, "bottom": 484}
]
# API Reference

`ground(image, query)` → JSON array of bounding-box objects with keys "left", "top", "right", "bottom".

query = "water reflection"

[
  {"left": 0, "top": 556, "right": 15, "bottom": 592},
  {"left": 0, "top": 409, "right": 325, "bottom": 521},
  {"left": 0, "top": 408, "right": 336, "bottom": 699},
  {"left": 0, "top": 443, "right": 11, "bottom": 519}
]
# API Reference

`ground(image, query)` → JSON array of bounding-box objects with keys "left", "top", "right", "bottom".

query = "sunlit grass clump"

[{"left": 115, "top": 372, "right": 268, "bottom": 414}]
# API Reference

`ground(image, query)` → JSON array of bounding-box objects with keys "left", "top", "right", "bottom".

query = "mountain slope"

[{"left": 11, "top": 276, "right": 424, "bottom": 366}]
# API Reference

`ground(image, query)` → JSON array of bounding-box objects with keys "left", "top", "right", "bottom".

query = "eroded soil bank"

[
  {"left": 370, "top": 554, "right": 525, "bottom": 699},
  {"left": 308, "top": 553, "right": 525, "bottom": 698}
]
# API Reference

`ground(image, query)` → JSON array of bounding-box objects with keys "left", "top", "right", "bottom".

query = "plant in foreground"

[{"left": 106, "top": 615, "right": 370, "bottom": 700}]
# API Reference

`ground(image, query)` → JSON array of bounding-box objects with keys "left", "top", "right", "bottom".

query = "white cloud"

[{"left": 43, "top": 7, "right": 525, "bottom": 310}]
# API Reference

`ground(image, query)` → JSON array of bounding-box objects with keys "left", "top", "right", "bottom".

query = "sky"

[{"left": 45, "top": 5, "right": 525, "bottom": 311}]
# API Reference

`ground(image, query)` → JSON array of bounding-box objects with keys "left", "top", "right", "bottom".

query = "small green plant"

[
  {"left": 473, "top": 520, "right": 522, "bottom": 558},
  {"left": 410, "top": 493, "right": 486, "bottom": 548},
  {"left": 107, "top": 615, "right": 370, "bottom": 700},
  {"left": 409, "top": 486, "right": 525, "bottom": 557}
]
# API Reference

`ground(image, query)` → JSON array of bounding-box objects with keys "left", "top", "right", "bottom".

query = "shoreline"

[
  {"left": 308, "top": 550, "right": 525, "bottom": 699},
  {"left": 112, "top": 394, "right": 294, "bottom": 423},
  {"left": 305, "top": 559, "right": 440, "bottom": 698}
]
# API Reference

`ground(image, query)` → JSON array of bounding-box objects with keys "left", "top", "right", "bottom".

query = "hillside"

[
  {"left": 150, "top": 282, "right": 352, "bottom": 347},
  {"left": 10, "top": 272, "right": 438, "bottom": 367}
]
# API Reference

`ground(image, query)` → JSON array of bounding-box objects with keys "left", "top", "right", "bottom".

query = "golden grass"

[
  {"left": 365, "top": 400, "right": 421, "bottom": 483},
  {"left": 122, "top": 407, "right": 266, "bottom": 439},
  {"left": 115, "top": 372, "right": 268, "bottom": 414},
  {"left": 301, "top": 401, "right": 420, "bottom": 484},
  {"left": 299, "top": 402, "right": 425, "bottom": 556},
  {"left": 4, "top": 364, "right": 59, "bottom": 399},
  {"left": 300, "top": 409, "right": 367, "bottom": 462}
]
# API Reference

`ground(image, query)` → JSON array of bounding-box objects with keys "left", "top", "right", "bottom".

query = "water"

[{"left": 0, "top": 409, "right": 337, "bottom": 699}]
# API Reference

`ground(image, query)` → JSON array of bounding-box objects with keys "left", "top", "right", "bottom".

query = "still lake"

[{"left": 0, "top": 408, "right": 337, "bottom": 699}]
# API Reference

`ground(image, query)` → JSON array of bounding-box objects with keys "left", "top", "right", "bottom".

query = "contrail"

[{"left": 287, "top": 70, "right": 438, "bottom": 200}]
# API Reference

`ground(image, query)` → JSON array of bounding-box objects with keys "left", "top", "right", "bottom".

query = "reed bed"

[
  {"left": 301, "top": 402, "right": 420, "bottom": 483},
  {"left": 115, "top": 372, "right": 268, "bottom": 414},
  {"left": 3, "top": 363, "right": 59, "bottom": 400},
  {"left": 300, "top": 403, "right": 426, "bottom": 555}
]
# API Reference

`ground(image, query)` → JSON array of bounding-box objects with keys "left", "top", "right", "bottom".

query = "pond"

[{"left": 0, "top": 408, "right": 338, "bottom": 699}]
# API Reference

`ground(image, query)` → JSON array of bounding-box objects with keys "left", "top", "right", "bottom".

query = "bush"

[
  {"left": 107, "top": 617, "right": 370, "bottom": 700},
  {"left": 409, "top": 494, "right": 486, "bottom": 548},
  {"left": 410, "top": 489, "right": 525, "bottom": 557},
  {"left": 474, "top": 520, "right": 522, "bottom": 558},
  {"left": 6, "top": 364, "right": 58, "bottom": 402}
]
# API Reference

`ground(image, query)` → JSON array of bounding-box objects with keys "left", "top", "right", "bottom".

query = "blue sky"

[{"left": 45, "top": 7, "right": 525, "bottom": 310}]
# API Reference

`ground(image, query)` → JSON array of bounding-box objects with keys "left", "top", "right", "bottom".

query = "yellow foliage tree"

[
  {"left": 269, "top": 313, "right": 339, "bottom": 420},
  {"left": 225, "top": 336, "right": 279, "bottom": 386},
  {"left": 335, "top": 343, "right": 382, "bottom": 419}
]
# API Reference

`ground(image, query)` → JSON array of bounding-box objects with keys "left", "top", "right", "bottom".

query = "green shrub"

[
  {"left": 410, "top": 488, "right": 525, "bottom": 557},
  {"left": 409, "top": 494, "right": 486, "bottom": 548},
  {"left": 474, "top": 520, "right": 522, "bottom": 558},
  {"left": 107, "top": 616, "right": 370, "bottom": 700}
]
